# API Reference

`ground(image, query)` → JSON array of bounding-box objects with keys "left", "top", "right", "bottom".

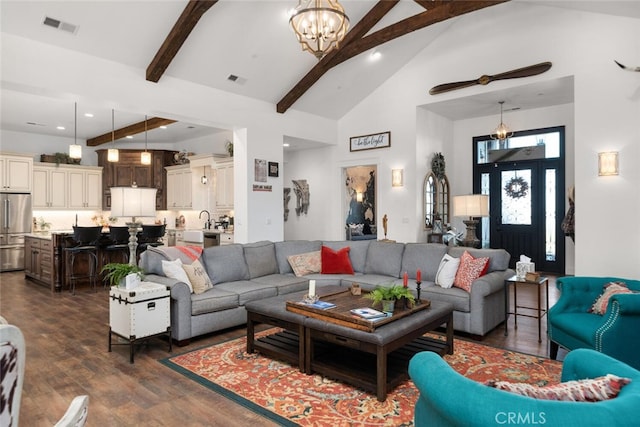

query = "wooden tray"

[{"left": 286, "top": 289, "right": 430, "bottom": 332}]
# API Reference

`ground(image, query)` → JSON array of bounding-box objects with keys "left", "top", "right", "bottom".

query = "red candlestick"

[
  {"left": 403, "top": 272, "right": 408, "bottom": 287},
  {"left": 416, "top": 269, "right": 421, "bottom": 282}
]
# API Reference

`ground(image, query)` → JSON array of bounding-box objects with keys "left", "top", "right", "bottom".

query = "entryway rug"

[{"left": 160, "top": 330, "right": 562, "bottom": 426}]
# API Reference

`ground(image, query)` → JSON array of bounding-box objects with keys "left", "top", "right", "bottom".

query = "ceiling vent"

[
  {"left": 227, "top": 74, "right": 247, "bottom": 85},
  {"left": 43, "top": 16, "right": 78, "bottom": 34}
]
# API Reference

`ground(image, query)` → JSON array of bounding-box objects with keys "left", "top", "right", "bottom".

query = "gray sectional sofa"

[{"left": 139, "top": 240, "right": 514, "bottom": 344}]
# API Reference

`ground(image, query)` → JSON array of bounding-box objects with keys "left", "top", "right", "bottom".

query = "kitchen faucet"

[{"left": 199, "top": 210, "right": 211, "bottom": 229}]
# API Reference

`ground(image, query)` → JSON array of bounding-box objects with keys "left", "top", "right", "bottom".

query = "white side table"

[{"left": 109, "top": 281, "right": 171, "bottom": 363}]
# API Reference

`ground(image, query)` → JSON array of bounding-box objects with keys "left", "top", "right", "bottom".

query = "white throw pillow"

[
  {"left": 435, "top": 254, "right": 460, "bottom": 289},
  {"left": 162, "top": 258, "right": 193, "bottom": 293}
]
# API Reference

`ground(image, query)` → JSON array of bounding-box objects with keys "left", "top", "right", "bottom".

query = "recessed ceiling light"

[
  {"left": 159, "top": 126, "right": 167, "bottom": 129},
  {"left": 56, "top": 126, "right": 65, "bottom": 130},
  {"left": 369, "top": 50, "right": 382, "bottom": 61},
  {"left": 283, "top": 143, "right": 290, "bottom": 147},
  {"left": 84, "top": 113, "right": 94, "bottom": 118},
  {"left": 126, "top": 135, "right": 133, "bottom": 139}
]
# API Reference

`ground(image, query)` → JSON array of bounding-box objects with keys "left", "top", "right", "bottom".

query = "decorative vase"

[{"left": 381, "top": 299, "right": 395, "bottom": 314}]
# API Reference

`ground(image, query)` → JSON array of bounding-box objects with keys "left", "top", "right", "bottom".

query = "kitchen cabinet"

[
  {"left": 165, "top": 165, "right": 193, "bottom": 210},
  {"left": 33, "top": 165, "right": 67, "bottom": 209},
  {"left": 25, "top": 235, "right": 53, "bottom": 288},
  {"left": 0, "top": 153, "right": 33, "bottom": 192},
  {"left": 32, "top": 163, "right": 102, "bottom": 210},
  {"left": 68, "top": 167, "right": 102, "bottom": 209},
  {"left": 215, "top": 159, "right": 234, "bottom": 210},
  {"left": 97, "top": 149, "right": 177, "bottom": 210},
  {"left": 220, "top": 232, "right": 234, "bottom": 245}
]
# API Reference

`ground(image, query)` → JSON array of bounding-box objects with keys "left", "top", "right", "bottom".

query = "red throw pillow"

[
  {"left": 453, "top": 250, "right": 489, "bottom": 292},
  {"left": 321, "top": 246, "right": 354, "bottom": 274}
]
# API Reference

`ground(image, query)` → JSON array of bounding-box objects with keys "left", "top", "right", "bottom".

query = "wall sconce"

[
  {"left": 598, "top": 152, "right": 619, "bottom": 176},
  {"left": 392, "top": 169, "right": 404, "bottom": 187},
  {"left": 356, "top": 192, "right": 363, "bottom": 202}
]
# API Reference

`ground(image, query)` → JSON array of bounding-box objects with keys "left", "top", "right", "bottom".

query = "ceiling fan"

[
  {"left": 614, "top": 60, "right": 640, "bottom": 72},
  {"left": 429, "top": 62, "right": 552, "bottom": 95}
]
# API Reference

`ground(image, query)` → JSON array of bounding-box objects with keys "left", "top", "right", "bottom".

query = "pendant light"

[
  {"left": 200, "top": 166, "right": 208, "bottom": 184},
  {"left": 140, "top": 115, "right": 151, "bottom": 165},
  {"left": 107, "top": 109, "right": 119, "bottom": 162},
  {"left": 490, "top": 101, "right": 513, "bottom": 142},
  {"left": 68, "top": 101, "right": 82, "bottom": 160}
]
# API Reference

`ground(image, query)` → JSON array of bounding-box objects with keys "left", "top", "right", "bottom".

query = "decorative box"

[
  {"left": 515, "top": 262, "right": 535, "bottom": 279},
  {"left": 109, "top": 282, "right": 170, "bottom": 339}
]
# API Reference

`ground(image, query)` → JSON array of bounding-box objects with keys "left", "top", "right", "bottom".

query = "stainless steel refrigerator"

[{"left": 0, "top": 192, "right": 32, "bottom": 271}]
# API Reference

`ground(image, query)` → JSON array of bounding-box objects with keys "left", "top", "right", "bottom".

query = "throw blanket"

[{"left": 148, "top": 246, "right": 203, "bottom": 264}]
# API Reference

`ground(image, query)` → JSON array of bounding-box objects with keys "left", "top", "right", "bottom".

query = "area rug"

[{"left": 160, "top": 330, "right": 562, "bottom": 426}]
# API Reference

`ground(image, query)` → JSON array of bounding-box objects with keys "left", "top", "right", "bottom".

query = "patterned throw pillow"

[
  {"left": 435, "top": 254, "right": 461, "bottom": 289},
  {"left": 486, "top": 374, "right": 631, "bottom": 401},
  {"left": 321, "top": 246, "right": 354, "bottom": 275},
  {"left": 287, "top": 251, "right": 322, "bottom": 277},
  {"left": 162, "top": 258, "right": 193, "bottom": 293},
  {"left": 182, "top": 259, "right": 213, "bottom": 294},
  {"left": 453, "top": 251, "right": 489, "bottom": 292},
  {"left": 590, "top": 281, "right": 631, "bottom": 314}
]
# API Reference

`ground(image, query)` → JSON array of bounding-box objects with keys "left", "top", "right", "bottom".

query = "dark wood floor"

[{"left": 0, "top": 271, "right": 560, "bottom": 426}]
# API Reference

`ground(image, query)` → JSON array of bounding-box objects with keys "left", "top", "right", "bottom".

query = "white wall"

[
  {"left": 283, "top": 145, "right": 335, "bottom": 240},
  {"left": 334, "top": 5, "right": 638, "bottom": 277}
]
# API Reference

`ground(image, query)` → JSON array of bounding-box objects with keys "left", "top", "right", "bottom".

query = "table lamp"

[
  {"left": 110, "top": 185, "right": 157, "bottom": 265},
  {"left": 453, "top": 194, "right": 489, "bottom": 248}
]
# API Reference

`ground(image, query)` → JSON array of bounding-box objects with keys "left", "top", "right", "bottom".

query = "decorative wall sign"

[
  {"left": 253, "top": 184, "right": 272, "bottom": 192},
  {"left": 268, "top": 161, "right": 279, "bottom": 177},
  {"left": 350, "top": 131, "right": 391, "bottom": 152},
  {"left": 254, "top": 159, "right": 267, "bottom": 182}
]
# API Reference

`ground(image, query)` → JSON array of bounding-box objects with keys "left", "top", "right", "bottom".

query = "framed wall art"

[
  {"left": 268, "top": 161, "right": 279, "bottom": 177},
  {"left": 350, "top": 131, "right": 391, "bottom": 152}
]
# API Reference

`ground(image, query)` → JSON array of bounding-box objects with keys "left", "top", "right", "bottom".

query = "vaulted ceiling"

[{"left": 1, "top": 0, "right": 638, "bottom": 145}]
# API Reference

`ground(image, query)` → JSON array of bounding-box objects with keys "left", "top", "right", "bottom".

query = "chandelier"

[
  {"left": 491, "top": 101, "right": 513, "bottom": 142},
  {"left": 289, "top": 0, "right": 349, "bottom": 60}
]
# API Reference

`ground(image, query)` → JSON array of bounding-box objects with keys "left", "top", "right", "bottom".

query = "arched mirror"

[
  {"left": 423, "top": 172, "right": 450, "bottom": 230},
  {"left": 424, "top": 153, "right": 449, "bottom": 232}
]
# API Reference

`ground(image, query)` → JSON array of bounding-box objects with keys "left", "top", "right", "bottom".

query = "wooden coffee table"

[{"left": 245, "top": 286, "right": 454, "bottom": 401}]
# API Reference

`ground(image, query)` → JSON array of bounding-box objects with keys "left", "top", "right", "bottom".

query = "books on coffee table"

[
  {"left": 302, "top": 300, "right": 337, "bottom": 310},
  {"left": 350, "top": 307, "right": 388, "bottom": 320}
]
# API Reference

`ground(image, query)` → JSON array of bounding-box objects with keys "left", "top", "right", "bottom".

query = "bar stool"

[
  {"left": 137, "top": 224, "right": 166, "bottom": 255},
  {"left": 102, "top": 226, "right": 131, "bottom": 286},
  {"left": 64, "top": 226, "right": 102, "bottom": 295}
]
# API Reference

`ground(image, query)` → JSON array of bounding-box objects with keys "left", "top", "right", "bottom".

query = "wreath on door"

[{"left": 504, "top": 176, "right": 529, "bottom": 199}]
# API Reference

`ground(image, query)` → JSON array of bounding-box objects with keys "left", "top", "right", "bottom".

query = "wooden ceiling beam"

[
  {"left": 331, "top": 1, "right": 508, "bottom": 68},
  {"left": 86, "top": 117, "right": 177, "bottom": 147},
  {"left": 277, "top": 0, "right": 508, "bottom": 114},
  {"left": 146, "top": 0, "right": 218, "bottom": 83},
  {"left": 277, "top": 0, "right": 400, "bottom": 114}
]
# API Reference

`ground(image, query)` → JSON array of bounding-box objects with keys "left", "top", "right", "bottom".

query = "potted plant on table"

[
  {"left": 101, "top": 263, "right": 145, "bottom": 289},
  {"left": 366, "top": 284, "right": 416, "bottom": 313}
]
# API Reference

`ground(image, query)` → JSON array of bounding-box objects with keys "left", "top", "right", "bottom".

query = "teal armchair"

[
  {"left": 408, "top": 349, "right": 640, "bottom": 427},
  {"left": 547, "top": 276, "right": 640, "bottom": 369}
]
